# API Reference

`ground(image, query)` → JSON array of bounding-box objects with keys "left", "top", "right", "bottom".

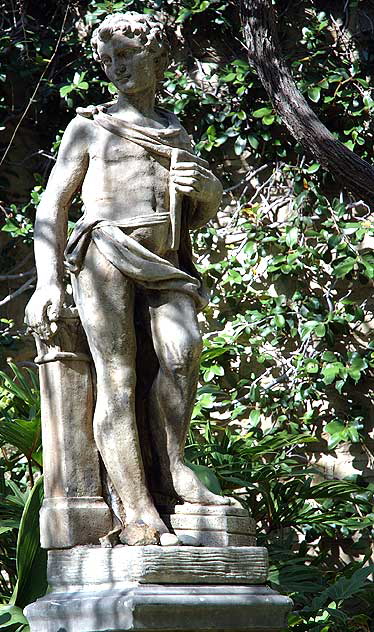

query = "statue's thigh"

[
  {"left": 71, "top": 241, "right": 136, "bottom": 361},
  {"left": 147, "top": 291, "right": 202, "bottom": 367}
]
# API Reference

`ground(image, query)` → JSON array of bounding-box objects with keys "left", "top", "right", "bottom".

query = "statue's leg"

[
  {"left": 148, "top": 290, "right": 230, "bottom": 505},
  {"left": 71, "top": 241, "right": 168, "bottom": 532}
]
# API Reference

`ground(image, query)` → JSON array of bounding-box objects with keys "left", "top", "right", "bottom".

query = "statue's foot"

[
  {"left": 125, "top": 503, "right": 169, "bottom": 534},
  {"left": 171, "top": 462, "right": 231, "bottom": 506}
]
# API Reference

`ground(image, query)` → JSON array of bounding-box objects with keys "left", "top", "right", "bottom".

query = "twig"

[
  {"left": 0, "top": 3, "right": 70, "bottom": 168},
  {"left": 0, "top": 275, "right": 36, "bottom": 307},
  {"left": 27, "top": 459, "right": 35, "bottom": 488},
  {"left": 224, "top": 163, "right": 269, "bottom": 193},
  {"left": 5, "top": 252, "right": 33, "bottom": 274},
  {"left": 0, "top": 268, "right": 35, "bottom": 281}
]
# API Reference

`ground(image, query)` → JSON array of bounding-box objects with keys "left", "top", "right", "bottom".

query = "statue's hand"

[
  {"left": 171, "top": 159, "right": 223, "bottom": 205},
  {"left": 25, "top": 283, "right": 64, "bottom": 342}
]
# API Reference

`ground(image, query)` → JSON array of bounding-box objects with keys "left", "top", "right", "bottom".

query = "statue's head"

[{"left": 91, "top": 12, "right": 169, "bottom": 92}]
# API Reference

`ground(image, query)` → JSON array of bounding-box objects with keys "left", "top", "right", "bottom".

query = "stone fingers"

[{"left": 172, "top": 175, "right": 201, "bottom": 192}]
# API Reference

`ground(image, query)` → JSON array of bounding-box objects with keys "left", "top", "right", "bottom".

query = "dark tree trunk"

[{"left": 239, "top": 0, "right": 374, "bottom": 208}]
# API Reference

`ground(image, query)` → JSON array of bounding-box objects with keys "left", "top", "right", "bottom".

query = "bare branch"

[
  {"left": 239, "top": 0, "right": 374, "bottom": 208},
  {"left": 0, "top": 268, "right": 35, "bottom": 281},
  {"left": 0, "top": 3, "right": 70, "bottom": 168},
  {"left": 0, "top": 275, "right": 36, "bottom": 307}
]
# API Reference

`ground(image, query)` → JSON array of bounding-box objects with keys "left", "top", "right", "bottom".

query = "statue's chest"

[{"left": 90, "top": 132, "right": 169, "bottom": 173}]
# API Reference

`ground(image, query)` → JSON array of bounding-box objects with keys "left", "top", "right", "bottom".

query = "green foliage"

[
  {"left": 1, "top": 1, "right": 374, "bottom": 631},
  {"left": 0, "top": 366, "right": 44, "bottom": 629},
  {"left": 11, "top": 477, "right": 47, "bottom": 610},
  {"left": 0, "top": 365, "right": 41, "bottom": 466}
]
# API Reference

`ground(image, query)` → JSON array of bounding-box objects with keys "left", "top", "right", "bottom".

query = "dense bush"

[{"left": 1, "top": 1, "right": 373, "bottom": 631}]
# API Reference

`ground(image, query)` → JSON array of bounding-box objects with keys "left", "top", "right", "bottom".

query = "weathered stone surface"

[
  {"left": 160, "top": 533, "right": 179, "bottom": 546},
  {"left": 34, "top": 312, "right": 112, "bottom": 550},
  {"left": 178, "top": 533, "right": 200, "bottom": 546},
  {"left": 170, "top": 531, "right": 256, "bottom": 547},
  {"left": 100, "top": 526, "right": 122, "bottom": 548},
  {"left": 168, "top": 503, "right": 250, "bottom": 517},
  {"left": 40, "top": 496, "right": 112, "bottom": 550},
  {"left": 161, "top": 503, "right": 256, "bottom": 547},
  {"left": 47, "top": 546, "right": 268, "bottom": 590},
  {"left": 120, "top": 523, "right": 160, "bottom": 546},
  {"left": 25, "top": 584, "right": 293, "bottom": 632},
  {"left": 24, "top": 11, "right": 232, "bottom": 549}
]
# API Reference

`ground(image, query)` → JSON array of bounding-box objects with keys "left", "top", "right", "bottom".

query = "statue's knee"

[
  {"left": 93, "top": 368, "right": 136, "bottom": 443},
  {"left": 190, "top": 331, "right": 203, "bottom": 359},
  {"left": 164, "top": 331, "right": 202, "bottom": 373}
]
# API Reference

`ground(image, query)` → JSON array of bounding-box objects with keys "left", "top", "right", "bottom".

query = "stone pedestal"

[{"left": 25, "top": 546, "right": 292, "bottom": 632}]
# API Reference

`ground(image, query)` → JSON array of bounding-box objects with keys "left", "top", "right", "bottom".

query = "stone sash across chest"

[{"left": 76, "top": 105, "right": 208, "bottom": 250}]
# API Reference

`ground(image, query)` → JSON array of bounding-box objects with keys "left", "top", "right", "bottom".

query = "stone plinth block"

[
  {"left": 161, "top": 503, "right": 256, "bottom": 547},
  {"left": 25, "top": 584, "right": 293, "bottom": 632},
  {"left": 40, "top": 497, "right": 112, "bottom": 550},
  {"left": 47, "top": 546, "right": 269, "bottom": 591}
]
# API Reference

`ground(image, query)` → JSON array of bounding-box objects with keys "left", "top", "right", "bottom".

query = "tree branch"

[
  {"left": 0, "top": 276, "right": 36, "bottom": 307},
  {"left": 239, "top": 0, "right": 374, "bottom": 208}
]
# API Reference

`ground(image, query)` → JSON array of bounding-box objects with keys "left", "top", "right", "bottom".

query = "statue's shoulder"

[
  {"left": 60, "top": 103, "right": 113, "bottom": 147},
  {"left": 157, "top": 107, "right": 193, "bottom": 149},
  {"left": 76, "top": 101, "right": 116, "bottom": 119},
  {"left": 61, "top": 110, "right": 96, "bottom": 142}
]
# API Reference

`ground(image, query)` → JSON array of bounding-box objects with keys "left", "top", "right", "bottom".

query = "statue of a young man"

[{"left": 25, "top": 12, "right": 228, "bottom": 535}]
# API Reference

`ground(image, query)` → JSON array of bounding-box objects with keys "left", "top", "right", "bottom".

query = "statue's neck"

[{"left": 115, "top": 89, "right": 157, "bottom": 119}]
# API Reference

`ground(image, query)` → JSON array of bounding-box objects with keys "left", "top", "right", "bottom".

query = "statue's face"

[{"left": 98, "top": 32, "right": 156, "bottom": 94}]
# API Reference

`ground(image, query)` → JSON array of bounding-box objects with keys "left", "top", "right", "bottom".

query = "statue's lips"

[{"left": 115, "top": 74, "right": 131, "bottom": 81}]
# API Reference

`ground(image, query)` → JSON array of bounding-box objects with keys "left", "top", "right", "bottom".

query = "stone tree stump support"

[{"left": 34, "top": 307, "right": 112, "bottom": 549}]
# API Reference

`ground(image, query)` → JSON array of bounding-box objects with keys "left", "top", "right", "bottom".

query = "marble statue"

[
  {"left": 24, "top": 13, "right": 293, "bottom": 631},
  {"left": 25, "top": 11, "right": 234, "bottom": 538}
]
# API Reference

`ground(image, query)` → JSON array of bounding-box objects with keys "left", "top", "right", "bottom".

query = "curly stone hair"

[{"left": 91, "top": 12, "right": 169, "bottom": 81}]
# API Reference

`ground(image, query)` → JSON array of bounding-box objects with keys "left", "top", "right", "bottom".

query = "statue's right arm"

[{"left": 25, "top": 116, "right": 90, "bottom": 341}]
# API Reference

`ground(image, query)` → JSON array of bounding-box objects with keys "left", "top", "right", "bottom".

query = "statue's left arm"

[{"left": 171, "top": 155, "right": 223, "bottom": 229}]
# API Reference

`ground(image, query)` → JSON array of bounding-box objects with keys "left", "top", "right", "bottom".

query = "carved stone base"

[
  {"left": 47, "top": 545, "right": 269, "bottom": 590},
  {"left": 161, "top": 503, "right": 256, "bottom": 547},
  {"left": 25, "top": 584, "right": 292, "bottom": 632},
  {"left": 40, "top": 497, "right": 112, "bottom": 549},
  {"left": 25, "top": 545, "right": 292, "bottom": 632}
]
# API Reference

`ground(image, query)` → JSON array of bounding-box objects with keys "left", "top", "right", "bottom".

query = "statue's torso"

[{"left": 81, "top": 123, "right": 173, "bottom": 256}]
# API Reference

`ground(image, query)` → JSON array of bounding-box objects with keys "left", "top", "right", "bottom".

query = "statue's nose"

[{"left": 113, "top": 59, "right": 126, "bottom": 75}]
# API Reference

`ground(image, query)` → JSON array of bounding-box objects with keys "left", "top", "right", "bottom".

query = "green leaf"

[
  {"left": 59, "top": 84, "right": 73, "bottom": 97},
  {"left": 0, "top": 605, "right": 28, "bottom": 629},
  {"left": 247, "top": 135, "right": 259, "bottom": 149},
  {"left": 333, "top": 257, "right": 356, "bottom": 278},
  {"left": 311, "top": 565, "right": 374, "bottom": 609},
  {"left": 252, "top": 107, "right": 272, "bottom": 118},
  {"left": 347, "top": 353, "right": 367, "bottom": 383},
  {"left": 185, "top": 462, "right": 222, "bottom": 495},
  {"left": 234, "top": 136, "right": 246, "bottom": 156},
  {"left": 306, "top": 163, "right": 320, "bottom": 174},
  {"left": 274, "top": 314, "right": 286, "bottom": 328},
  {"left": 315, "top": 323, "right": 326, "bottom": 337},
  {"left": 108, "top": 82, "right": 117, "bottom": 95},
  {"left": 249, "top": 409, "right": 261, "bottom": 426},
  {"left": 322, "top": 362, "right": 343, "bottom": 385},
  {"left": 262, "top": 114, "right": 275, "bottom": 125},
  {"left": 308, "top": 86, "right": 321, "bottom": 102},
  {"left": 305, "top": 360, "right": 319, "bottom": 373},
  {"left": 0, "top": 418, "right": 41, "bottom": 460},
  {"left": 285, "top": 226, "right": 299, "bottom": 248},
  {"left": 11, "top": 477, "right": 47, "bottom": 609},
  {"left": 325, "top": 420, "right": 345, "bottom": 436}
]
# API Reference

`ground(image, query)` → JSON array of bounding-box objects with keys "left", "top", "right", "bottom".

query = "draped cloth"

[{"left": 64, "top": 105, "right": 209, "bottom": 310}]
